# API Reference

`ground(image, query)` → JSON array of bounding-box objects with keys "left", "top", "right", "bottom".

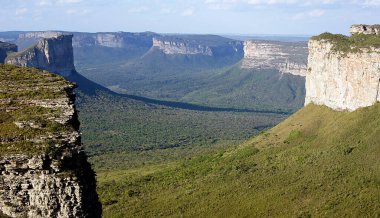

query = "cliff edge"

[
  {"left": 0, "top": 65, "right": 101, "bottom": 217},
  {"left": 305, "top": 25, "right": 380, "bottom": 111}
]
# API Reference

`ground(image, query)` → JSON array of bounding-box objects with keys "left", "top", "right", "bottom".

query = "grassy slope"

[{"left": 97, "top": 103, "right": 380, "bottom": 217}]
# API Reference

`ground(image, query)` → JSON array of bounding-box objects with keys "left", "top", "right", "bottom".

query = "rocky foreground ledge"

[{"left": 0, "top": 65, "right": 101, "bottom": 217}]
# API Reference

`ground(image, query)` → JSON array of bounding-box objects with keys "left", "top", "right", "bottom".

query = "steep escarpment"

[
  {"left": 0, "top": 41, "right": 17, "bottom": 63},
  {"left": 241, "top": 40, "right": 308, "bottom": 76},
  {"left": 305, "top": 26, "right": 380, "bottom": 111},
  {"left": 73, "top": 32, "right": 157, "bottom": 48},
  {"left": 0, "top": 65, "right": 101, "bottom": 217},
  {"left": 5, "top": 35, "right": 75, "bottom": 77},
  {"left": 152, "top": 35, "right": 243, "bottom": 57},
  {"left": 350, "top": 24, "right": 380, "bottom": 35}
]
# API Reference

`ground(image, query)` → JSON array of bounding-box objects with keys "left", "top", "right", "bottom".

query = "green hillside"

[{"left": 97, "top": 103, "right": 380, "bottom": 217}]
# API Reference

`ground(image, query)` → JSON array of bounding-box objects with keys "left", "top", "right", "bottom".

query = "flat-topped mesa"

[
  {"left": 153, "top": 37, "right": 213, "bottom": 56},
  {"left": 5, "top": 35, "right": 75, "bottom": 77},
  {"left": 305, "top": 25, "right": 380, "bottom": 111},
  {"left": 350, "top": 24, "right": 380, "bottom": 35},
  {"left": 241, "top": 40, "right": 308, "bottom": 76},
  {"left": 0, "top": 65, "right": 101, "bottom": 217},
  {"left": 0, "top": 41, "right": 17, "bottom": 63},
  {"left": 152, "top": 36, "right": 243, "bottom": 57}
]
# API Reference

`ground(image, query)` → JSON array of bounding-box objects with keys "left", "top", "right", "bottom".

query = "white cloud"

[
  {"left": 66, "top": 8, "right": 89, "bottom": 15},
  {"left": 160, "top": 8, "right": 175, "bottom": 14},
  {"left": 37, "top": 0, "right": 52, "bottom": 6},
  {"left": 204, "top": 0, "right": 345, "bottom": 7},
  {"left": 181, "top": 8, "right": 195, "bottom": 16},
  {"left": 15, "top": 7, "right": 28, "bottom": 15},
  {"left": 293, "top": 9, "right": 325, "bottom": 19},
  {"left": 309, "top": 9, "right": 325, "bottom": 17},
  {"left": 59, "top": 0, "right": 82, "bottom": 3},
  {"left": 363, "top": 0, "right": 380, "bottom": 6},
  {"left": 128, "top": 7, "right": 149, "bottom": 13},
  {"left": 205, "top": 0, "right": 239, "bottom": 10}
]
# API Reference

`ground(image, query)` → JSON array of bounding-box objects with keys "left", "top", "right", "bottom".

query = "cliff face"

[
  {"left": 0, "top": 65, "right": 101, "bottom": 217},
  {"left": 350, "top": 24, "right": 380, "bottom": 35},
  {"left": 153, "top": 38, "right": 213, "bottom": 56},
  {"left": 0, "top": 42, "right": 17, "bottom": 63},
  {"left": 5, "top": 35, "right": 75, "bottom": 77},
  {"left": 241, "top": 40, "right": 308, "bottom": 76},
  {"left": 305, "top": 31, "right": 380, "bottom": 111},
  {"left": 152, "top": 36, "right": 243, "bottom": 57}
]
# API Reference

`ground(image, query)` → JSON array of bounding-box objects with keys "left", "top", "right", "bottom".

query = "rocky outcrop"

[
  {"left": 152, "top": 36, "right": 243, "bottom": 57},
  {"left": 19, "top": 31, "right": 65, "bottom": 40},
  {"left": 305, "top": 27, "right": 380, "bottom": 111},
  {"left": 72, "top": 32, "right": 157, "bottom": 48},
  {"left": 5, "top": 35, "right": 75, "bottom": 77},
  {"left": 0, "top": 65, "right": 101, "bottom": 217},
  {"left": 241, "top": 40, "right": 308, "bottom": 76},
  {"left": 0, "top": 41, "right": 17, "bottom": 63},
  {"left": 350, "top": 24, "right": 380, "bottom": 35},
  {"left": 153, "top": 38, "right": 213, "bottom": 56}
]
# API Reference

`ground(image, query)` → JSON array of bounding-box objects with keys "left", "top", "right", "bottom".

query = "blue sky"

[{"left": 0, "top": 0, "right": 379, "bottom": 35}]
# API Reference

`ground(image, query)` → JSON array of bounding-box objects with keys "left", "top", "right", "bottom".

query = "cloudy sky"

[{"left": 0, "top": 0, "right": 379, "bottom": 35}]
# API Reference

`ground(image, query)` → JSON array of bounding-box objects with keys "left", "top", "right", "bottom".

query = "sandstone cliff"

[
  {"left": 0, "top": 42, "right": 17, "bottom": 63},
  {"left": 305, "top": 27, "right": 380, "bottom": 111},
  {"left": 152, "top": 36, "right": 243, "bottom": 57},
  {"left": 0, "top": 65, "right": 101, "bottom": 217},
  {"left": 241, "top": 40, "right": 308, "bottom": 76},
  {"left": 153, "top": 38, "right": 213, "bottom": 56},
  {"left": 350, "top": 24, "right": 380, "bottom": 35},
  {"left": 5, "top": 35, "right": 75, "bottom": 77}
]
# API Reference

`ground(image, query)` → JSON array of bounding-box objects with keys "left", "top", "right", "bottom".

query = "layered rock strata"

[
  {"left": 152, "top": 36, "right": 243, "bottom": 57},
  {"left": 305, "top": 28, "right": 380, "bottom": 111},
  {"left": 350, "top": 24, "right": 380, "bottom": 35},
  {"left": 153, "top": 38, "right": 213, "bottom": 55},
  {"left": 0, "top": 65, "right": 101, "bottom": 217},
  {"left": 241, "top": 40, "right": 308, "bottom": 76},
  {"left": 5, "top": 35, "right": 75, "bottom": 77}
]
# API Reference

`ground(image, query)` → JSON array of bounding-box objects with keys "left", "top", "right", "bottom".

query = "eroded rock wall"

[
  {"left": 0, "top": 65, "right": 101, "bottom": 217},
  {"left": 241, "top": 40, "right": 308, "bottom": 76},
  {"left": 305, "top": 40, "right": 380, "bottom": 111},
  {"left": 350, "top": 24, "right": 380, "bottom": 35},
  {"left": 152, "top": 38, "right": 214, "bottom": 56},
  {"left": 5, "top": 35, "right": 75, "bottom": 77}
]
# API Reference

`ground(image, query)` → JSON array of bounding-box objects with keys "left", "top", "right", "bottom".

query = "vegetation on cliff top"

[
  {"left": 0, "top": 64, "right": 74, "bottom": 154},
  {"left": 311, "top": 32, "right": 380, "bottom": 53},
  {"left": 98, "top": 103, "right": 380, "bottom": 217}
]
